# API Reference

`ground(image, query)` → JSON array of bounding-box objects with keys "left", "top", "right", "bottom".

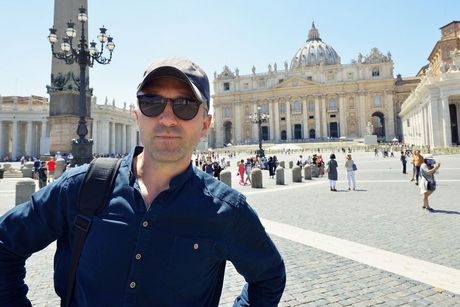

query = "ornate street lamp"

[
  {"left": 48, "top": 6, "right": 115, "bottom": 165},
  {"left": 249, "top": 106, "right": 270, "bottom": 157}
]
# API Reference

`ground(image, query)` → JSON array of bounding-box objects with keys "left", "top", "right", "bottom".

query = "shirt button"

[
  {"left": 193, "top": 243, "right": 199, "bottom": 250},
  {"left": 135, "top": 253, "right": 142, "bottom": 260},
  {"left": 142, "top": 221, "right": 149, "bottom": 227},
  {"left": 130, "top": 282, "right": 136, "bottom": 289}
]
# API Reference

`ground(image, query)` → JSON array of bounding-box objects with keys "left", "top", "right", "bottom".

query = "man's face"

[{"left": 134, "top": 77, "right": 212, "bottom": 165}]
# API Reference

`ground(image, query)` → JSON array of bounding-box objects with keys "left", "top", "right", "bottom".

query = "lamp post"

[
  {"left": 48, "top": 6, "right": 115, "bottom": 165},
  {"left": 249, "top": 106, "right": 270, "bottom": 157}
]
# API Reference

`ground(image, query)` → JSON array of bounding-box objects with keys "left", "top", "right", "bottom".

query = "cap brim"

[{"left": 137, "top": 66, "right": 207, "bottom": 105}]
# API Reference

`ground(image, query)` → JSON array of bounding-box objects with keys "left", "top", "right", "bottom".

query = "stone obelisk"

[{"left": 47, "top": 0, "right": 91, "bottom": 154}]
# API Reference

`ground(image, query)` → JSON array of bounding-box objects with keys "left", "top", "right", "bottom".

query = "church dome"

[{"left": 290, "top": 22, "right": 340, "bottom": 69}]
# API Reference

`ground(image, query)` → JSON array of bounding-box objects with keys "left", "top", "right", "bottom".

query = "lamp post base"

[
  {"left": 256, "top": 148, "right": 265, "bottom": 157},
  {"left": 71, "top": 139, "right": 94, "bottom": 166}
]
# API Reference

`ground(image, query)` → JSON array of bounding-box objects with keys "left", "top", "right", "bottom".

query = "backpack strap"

[{"left": 64, "top": 157, "right": 121, "bottom": 307}]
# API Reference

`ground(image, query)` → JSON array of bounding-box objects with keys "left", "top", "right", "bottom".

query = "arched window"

[
  {"left": 372, "top": 68, "right": 380, "bottom": 77},
  {"left": 292, "top": 101, "right": 301, "bottom": 113}
]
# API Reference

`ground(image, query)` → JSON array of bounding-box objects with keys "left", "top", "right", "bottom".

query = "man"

[
  {"left": 0, "top": 57, "right": 285, "bottom": 306},
  {"left": 37, "top": 161, "right": 48, "bottom": 189},
  {"left": 47, "top": 157, "right": 56, "bottom": 182}
]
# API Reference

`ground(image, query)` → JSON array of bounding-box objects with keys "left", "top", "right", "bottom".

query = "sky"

[{"left": 0, "top": 1, "right": 459, "bottom": 110}]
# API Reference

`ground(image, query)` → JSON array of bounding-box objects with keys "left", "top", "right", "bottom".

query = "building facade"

[
  {"left": 0, "top": 95, "right": 138, "bottom": 160},
  {"left": 211, "top": 22, "right": 418, "bottom": 147},
  {"left": 400, "top": 21, "right": 460, "bottom": 147}
]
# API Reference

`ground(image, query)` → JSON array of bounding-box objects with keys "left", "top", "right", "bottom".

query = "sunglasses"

[{"left": 137, "top": 94, "right": 204, "bottom": 120}]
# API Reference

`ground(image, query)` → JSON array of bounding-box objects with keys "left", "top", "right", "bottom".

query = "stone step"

[{"left": 3, "top": 173, "right": 24, "bottom": 178}]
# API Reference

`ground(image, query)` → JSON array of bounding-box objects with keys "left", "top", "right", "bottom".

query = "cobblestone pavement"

[{"left": 1, "top": 150, "right": 459, "bottom": 305}]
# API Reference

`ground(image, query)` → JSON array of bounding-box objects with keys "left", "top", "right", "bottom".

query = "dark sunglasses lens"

[
  {"left": 138, "top": 96, "right": 166, "bottom": 117},
  {"left": 173, "top": 99, "right": 200, "bottom": 120}
]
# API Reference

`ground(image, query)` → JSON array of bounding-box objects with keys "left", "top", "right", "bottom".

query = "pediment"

[{"left": 274, "top": 77, "right": 318, "bottom": 89}]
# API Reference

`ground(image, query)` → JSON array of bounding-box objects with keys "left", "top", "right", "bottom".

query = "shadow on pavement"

[{"left": 430, "top": 209, "right": 460, "bottom": 215}]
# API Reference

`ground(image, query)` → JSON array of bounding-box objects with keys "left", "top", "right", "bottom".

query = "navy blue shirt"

[{"left": 0, "top": 147, "right": 285, "bottom": 306}]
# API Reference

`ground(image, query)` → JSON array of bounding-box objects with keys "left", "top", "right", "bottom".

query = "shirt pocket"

[{"left": 168, "top": 236, "right": 221, "bottom": 301}]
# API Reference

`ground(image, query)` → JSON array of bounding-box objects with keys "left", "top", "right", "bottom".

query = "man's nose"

[{"left": 158, "top": 101, "right": 178, "bottom": 126}]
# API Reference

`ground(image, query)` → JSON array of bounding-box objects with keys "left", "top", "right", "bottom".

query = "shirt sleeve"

[
  {"left": 227, "top": 197, "right": 286, "bottom": 306},
  {"left": 0, "top": 175, "right": 74, "bottom": 305}
]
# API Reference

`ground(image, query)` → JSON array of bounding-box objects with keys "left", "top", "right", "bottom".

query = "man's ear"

[{"left": 200, "top": 115, "right": 212, "bottom": 138}]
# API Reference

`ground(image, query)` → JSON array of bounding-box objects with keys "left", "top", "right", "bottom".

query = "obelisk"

[{"left": 47, "top": 0, "right": 91, "bottom": 154}]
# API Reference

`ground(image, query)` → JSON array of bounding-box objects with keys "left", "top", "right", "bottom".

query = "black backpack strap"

[{"left": 64, "top": 157, "right": 121, "bottom": 307}]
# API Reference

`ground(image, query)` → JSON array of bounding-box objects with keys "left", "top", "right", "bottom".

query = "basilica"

[{"left": 211, "top": 22, "right": 418, "bottom": 147}]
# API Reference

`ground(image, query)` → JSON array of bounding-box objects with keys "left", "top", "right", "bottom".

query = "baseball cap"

[{"left": 137, "top": 57, "right": 210, "bottom": 110}]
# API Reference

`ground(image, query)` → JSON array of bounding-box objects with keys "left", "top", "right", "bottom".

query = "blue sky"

[{"left": 0, "top": 1, "right": 458, "bottom": 109}]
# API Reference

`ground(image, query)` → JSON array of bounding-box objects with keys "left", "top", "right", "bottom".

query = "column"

[
  {"left": 122, "top": 124, "right": 127, "bottom": 154},
  {"left": 359, "top": 92, "right": 367, "bottom": 136},
  {"left": 26, "top": 121, "right": 34, "bottom": 156},
  {"left": 314, "top": 95, "right": 320, "bottom": 139},
  {"left": 385, "top": 91, "right": 395, "bottom": 139},
  {"left": 274, "top": 100, "right": 280, "bottom": 142},
  {"left": 321, "top": 96, "right": 327, "bottom": 138},
  {"left": 0, "top": 121, "right": 5, "bottom": 158},
  {"left": 269, "top": 100, "right": 275, "bottom": 142},
  {"left": 12, "top": 120, "right": 19, "bottom": 160},
  {"left": 110, "top": 122, "right": 115, "bottom": 154},
  {"left": 234, "top": 103, "right": 241, "bottom": 144},
  {"left": 252, "top": 104, "right": 258, "bottom": 142},
  {"left": 40, "top": 120, "right": 47, "bottom": 155},
  {"left": 285, "top": 99, "right": 292, "bottom": 140},
  {"left": 92, "top": 120, "right": 98, "bottom": 153},
  {"left": 440, "top": 95, "right": 452, "bottom": 147},
  {"left": 339, "top": 94, "right": 346, "bottom": 137},
  {"left": 302, "top": 97, "right": 308, "bottom": 139},
  {"left": 214, "top": 105, "right": 223, "bottom": 147}
]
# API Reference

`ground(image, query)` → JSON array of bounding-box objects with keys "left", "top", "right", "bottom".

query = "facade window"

[
  {"left": 223, "top": 106, "right": 232, "bottom": 118},
  {"left": 260, "top": 104, "right": 269, "bottom": 114},
  {"left": 373, "top": 95, "right": 382, "bottom": 108},
  {"left": 308, "top": 101, "right": 315, "bottom": 112},
  {"left": 292, "top": 101, "right": 301, "bottom": 113},
  {"left": 278, "top": 79, "right": 284, "bottom": 84},
  {"left": 280, "top": 103, "right": 286, "bottom": 114},
  {"left": 347, "top": 72, "right": 353, "bottom": 80},
  {"left": 243, "top": 82, "right": 249, "bottom": 90},
  {"left": 309, "top": 115, "right": 314, "bottom": 119},
  {"left": 223, "top": 82, "right": 230, "bottom": 91},
  {"left": 407, "top": 119, "right": 410, "bottom": 127},
  {"left": 328, "top": 98, "right": 337, "bottom": 110},
  {"left": 307, "top": 76, "right": 313, "bottom": 81},
  {"left": 372, "top": 68, "right": 380, "bottom": 77},
  {"left": 330, "top": 114, "right": 336, "bottom": 118},
  {"left": 349, "top": 97, "right": 355, "bottom": 109},
  {"left": 258, "top": 80, "right": 266, "bottom": 88}
]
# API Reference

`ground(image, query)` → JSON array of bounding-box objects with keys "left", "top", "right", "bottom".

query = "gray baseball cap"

[{"left": 137, "top": 57, "right": 210, "bottom": 110}]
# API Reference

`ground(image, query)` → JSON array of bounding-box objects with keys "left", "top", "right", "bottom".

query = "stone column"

[
  {"left": 385, "top": 90, "right": 395, "bottom": 140},
  {"left": 92, "top": 119, "right": 98, "bottom": 153},
  {"left": 440, "top": 95, "right": 452, "bottom": 147},
  {"left": 0, "top": 121, "right": 4, "bottom": 159},
  {"left": 321, "top": 96, "right": 327, "bottom": 138},
  {"left": 40, "top": 120, "right": 47, "bottom": 155},
  {"left": 314, "top": 95, "right": 321, "bottom": 139},
  {"left": 26, "top": 121, "right": 34, "bottom": 157},
  {"left": 122, "top": 124, "right": 127, "bottom": 154},
  {"left": 286, "top": 99, "right": 292, "bottom": 140},
  {"left": 12, "top": 120, "right": 19, "bottom": 160},
  {"left": 251, "top": 103, "right": 258, "bottom": 143},
  {"left": 430, "top": 97, "right": 441, "bottom": 146},
  {"left": 358, "top": 92, "right": 367, "bottom": 136},
  {"left": 269, "top": 100, "right": 275, "bottom": 142},
  {"left": 214, "top": 105, "right": 223, "bottom": 147},
  {"left": 274, "top": 100, "right": 280, "bottom": 142},
  {"left": 110, "top": 122, "right": 115, "bottom": 154},
  {"left": 302, "top": 97, "right": 308, "bottom": 139},
  {"left": 339, "top": 94, "right": 346, "bottom": 137},
  {"left": 234, "top": 103, "right": 241, "bottom": 144}
]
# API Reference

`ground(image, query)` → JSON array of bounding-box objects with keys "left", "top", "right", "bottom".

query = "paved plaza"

[{"left": 1, "top": 148, "right": 460, "bottom": 306}]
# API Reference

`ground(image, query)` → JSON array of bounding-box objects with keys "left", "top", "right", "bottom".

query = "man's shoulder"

[{"left": 193, "top": 167, "right": 245, "bottom": 207}]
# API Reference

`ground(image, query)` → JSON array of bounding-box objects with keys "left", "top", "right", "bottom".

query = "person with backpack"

[
  {"left": 0, "top": 57, "right": 285, "bottom": 306},
  {"left": 419, "top": 154, "right": 441, "bottom": 211}
]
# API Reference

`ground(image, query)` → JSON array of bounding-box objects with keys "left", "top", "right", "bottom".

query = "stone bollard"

[
  {"left": 226, "top": 161, "right": 230, "bottom": 167},
  {"left": 311, "top": 165, "right": 319, "bottom": 177},
  {"left": 292, "top": 166, "right": 302, "bottom": 182},
  {"left": 220, "top": 170, "right": 232, "bottom": 188},
  {"left": 279, "top": 161, "right": 285, "bottom": 168},
  {"left": 54, "top": 158, "right": 66, "bottom": 179},
  {"left": 251, "top": 168, "right": 263, "bottom": 188},
  {"left": 15, "top": 179, "right": 36, "bottom": 206},
  {"left": 276, "top": 167, "right": 285, "bottom": 185},
  {"left": 3, "top": 163, "right": 12, "bottom": 172},
  {"left": 303, "top": 164, "right": 312, "bottom": 180},
  {"left": 289, "top": 161, "right": 294, "bottom": 169},
  {"left": 21, "top": 162, "right": 34, "bottom": 178}
]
